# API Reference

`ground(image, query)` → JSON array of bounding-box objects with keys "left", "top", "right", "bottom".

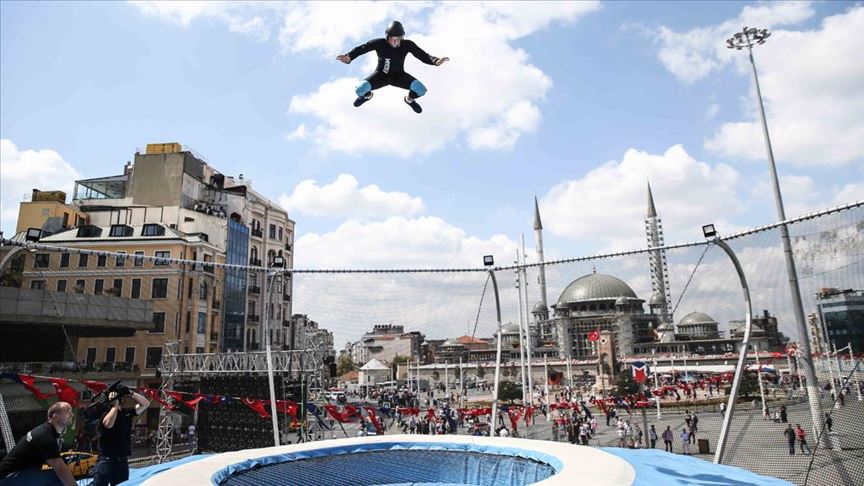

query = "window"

[
  {"left": 109, "top": 225, "right": 133, "bottom": 237},
  {"left": 151, "top": 278, "right": 168, "bottom": 298},
  {"left": 134, "top": 251, "right": 144, "bottom": 266},
  {"left": 115, "top": 252, "right": 126, "bottom": 266},
  {"left": 94, "top": 279, "right": 104, "bottom": 295},
  {"left": 60, "top": 253, "right": 70, "bottom": 268},
  {"left": 124, "top": 347, "right": 135, "bottom": 363},
  {"left": 145, "top": 347, "right": 162, "bottom": 369},
  {"left": 30, "top": 280, "right": 46, "bottom": 290},
  {"left": 78, "top": 254, "right": 89, "bottom": 268},
  {"left": 199, "top": 281, "right": 208, "bottom": 299},
  {"left": 34, "top": 253, "right": 50, "bottom": 268},
  {"left": 112, "top": 279, "right": 123, "bottom": 297},
  {"left": 142, "top": 224, "right": 164, "bottom": 236},
  {"left": 86, "top": 348, "right": 97, "bottom": 365},
  {"left": 105, "top": 347, "right": 116, "bottom": 363},
  {"left": 151, "top": 312, "right": 166, "bottom": 333},
  {"left": 75, "top": 280, "right": 86, "bottom": 294},
  {"left": 174, "top": 313, "right": 180, "bottom": 335},
  {"left": 196, "top": 347, "right": 205, "bottom": 354},
  {"left": 154, "top": 250, "right": 170, "bottom": 266},
  {"left": 269, "top": 224, "right": 276, "bottom": 239},
  {"left": 278, "top": 226, "right": 283, "bottom": 241},
  {"left": 197, "top": 312, "right": 206, "bottom": 334},
  {"left": 62, "top": 213, "right": 69, "bottom": 228},
  {"left": 97, "top": 254, "right": 107, "bottom": 267},
  {"left": 131, "top": 278, "right": 141, "bottom": 299},
  {"left": 56, "top": 279, "right": 67, "bottom": 292}
]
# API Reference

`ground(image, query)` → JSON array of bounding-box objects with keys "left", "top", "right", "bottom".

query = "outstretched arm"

[
  {"left": 407, "top": 41, "right": 448, "bottom": 66},
  {"left": 337, "top": 39, "right": 381, "bottom": 64}
]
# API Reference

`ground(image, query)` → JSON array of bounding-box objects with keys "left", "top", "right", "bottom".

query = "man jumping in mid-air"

[{"left": 337, "top": 21, "right": 449, "bottom": 114}]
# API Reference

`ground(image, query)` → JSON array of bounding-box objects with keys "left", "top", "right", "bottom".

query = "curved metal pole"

[
  {"left": 264, "top": 269, "right": 281, "bottom": 446},
  {"left": 713, "top": 237, "right": 752, "bottom": 464},
  {"left": 488, "top": 268, "right": 504, "bottom": 436}
]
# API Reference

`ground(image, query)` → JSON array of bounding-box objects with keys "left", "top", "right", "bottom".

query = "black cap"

[{"left": 386, "top": 21, "right": 405, "bottom": 37}]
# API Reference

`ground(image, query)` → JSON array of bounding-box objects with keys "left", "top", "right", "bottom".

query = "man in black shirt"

[
  {"left": 90, "top": 386, "right": 149, "bottom": 486},
  {"left": 0, "top": 401, "right": 77, "bottom": 485},
  {"left": 337, "top": 20, "right": 449, "bottom": 113}
]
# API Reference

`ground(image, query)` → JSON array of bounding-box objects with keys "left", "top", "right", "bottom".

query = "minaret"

[
  {"left": 533, "top": 196, "right": 548, "bottom": 308},
  {"left": 645, "top": 182, "right": 673, "bottom": 335}
]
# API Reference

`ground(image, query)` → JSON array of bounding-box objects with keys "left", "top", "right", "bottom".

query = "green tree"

[
  {"left": 726, "top": 373, "right": 759, "bottom": 398},
  {"left": 337, "top": 353, "right": 358, "bottom": 376},
  {"left": 611, "top": 370, "right": 641, "bottom": 397},
  {"left": 476, "top": 365, "right": 486, "bottom": 379},
  {"left": 497, "top": 381, "right": 523, "bottom": 403},
  {"left": 391, "top": 355, "right": 408, "bottom": 379}
]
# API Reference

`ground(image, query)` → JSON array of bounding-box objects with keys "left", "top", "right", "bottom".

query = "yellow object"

[
  {"left": 42, "top": 451, "right": 99, "bottom": 478},
  {"left": 145, "top": 142, "right": 182, "bottom": 154}
]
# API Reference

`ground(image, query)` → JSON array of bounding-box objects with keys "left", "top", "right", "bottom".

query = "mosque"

[{"left": 528, "top": 184, "right": 784, "bottom": 361}]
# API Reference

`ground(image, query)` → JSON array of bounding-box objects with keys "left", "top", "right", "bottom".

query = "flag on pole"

[
  {"left": 631, "top": 361, "right": 649, "bottom": 384},
  {"left": 588, "top": 329, "right": 600, "bottom": 342}
]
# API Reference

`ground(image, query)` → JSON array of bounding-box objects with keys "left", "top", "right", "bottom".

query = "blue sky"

[{"left": 2, "top": 2, "right": 862, "bottom": 343}]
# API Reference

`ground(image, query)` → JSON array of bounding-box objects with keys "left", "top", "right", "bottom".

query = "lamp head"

[{"left": 702, "top": 224, "right": 717, "bottom": 240}]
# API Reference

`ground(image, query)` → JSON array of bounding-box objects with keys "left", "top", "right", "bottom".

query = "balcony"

[
  {"left": 212, "top": 299, "right": 221, "bottom": 310},
  {"left": 249, "top": 285, "right": 261, "bottom": 294},
  {"left": 249, "top": 258, "right": 262, "bottom": 267},
  {"left": 283, "top": 320, "right": 291, "bottom": 327},
  {"left": 193, "top": 262, "right": 215, "bottom": 275},
  {"left": 282, "top": 293, "right": 291, "bottom": 302},
  {"left": 248, "top": 314, "right": 260, "bottom": 323},
  {"left": 285, "top": 243, "right": 292, "bottom": 252},
  {"left": 251, "top": 228, "right": 263, "bottom": 238}
]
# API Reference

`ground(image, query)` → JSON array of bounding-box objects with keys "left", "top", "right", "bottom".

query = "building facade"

[{"left": 816, "top": 288, "right": 864, "bottom": 352}]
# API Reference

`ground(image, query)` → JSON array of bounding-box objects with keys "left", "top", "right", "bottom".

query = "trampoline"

[
  {"left": 139, "top": 435, "right": 634, "bottom": 486},
  {"left": 134, "top": 435, "right": 792, "bottom": 486}
]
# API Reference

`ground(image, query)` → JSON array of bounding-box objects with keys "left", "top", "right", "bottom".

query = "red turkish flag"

[
  {"left": 276, "top": 400, "right": 298, "bottom": 417},
  {"left": 48, "top": 378, "right": 80, "bottom": 407},
  {"left": 588, "top": 330, "right": 600, "bottom": 342},
  {"left": 82, "top": 380, "right": 108, "bottom": 394},
  {"left": 364, "top": 407, "right": 383, "bottom": 435},
  {"left": 19, "top": 375, "right": 55, "bottom": 400},
  {"left": 242, "top": 398, "right": 270, "bottom": 418}
]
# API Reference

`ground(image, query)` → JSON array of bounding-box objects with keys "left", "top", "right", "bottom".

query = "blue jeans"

[
  {"left": 1, "top": 468, "right": 63, "bottom": 485},
  {"left": 90, "top": 458, "right": 129, "bottom": 486}
]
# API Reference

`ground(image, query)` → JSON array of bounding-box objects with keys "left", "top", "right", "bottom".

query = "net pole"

[
  {"left": 515, "top": 252, "right": 528, "bottom": 405},
  {"left": 712, "top": 237, "right": 753, "bottom": 465},
  {"left": 264, "top": 269, "right": 281, "bottom": 447},
  {"left": 521, "top": 235, "right": 535, "bottom": 406},
  {"left": 489, "top": 268, "right": 503, "bottom": 437},
  {"left": 652, "top": 349, "right": 662, "bottom": 418},
  {"left": 753, "top": 344, "right": 767, "bottom": 417}
]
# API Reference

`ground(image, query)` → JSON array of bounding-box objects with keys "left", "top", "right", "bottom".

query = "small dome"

[
  {"left": 615, "top": 296, "right": 628, "bottom": 306},
  {"left": 557, "top": 273, "right": 637, "bottom": 306},
  {"left": 532, "top": 301, "right": 548, "bottom": 313},
  {"left": 678, "top": 311, "right": 717, "bottom": 326},
  {"left": 649, "top": 292, "right": 666, "bottom": 306},
  {"left": 501, "top": 322, "right": 520, "bottom": 334}
]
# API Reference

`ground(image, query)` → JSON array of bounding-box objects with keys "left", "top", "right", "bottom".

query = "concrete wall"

[{"left": 128, "top": 153, "right": 185, "bottom": 207}]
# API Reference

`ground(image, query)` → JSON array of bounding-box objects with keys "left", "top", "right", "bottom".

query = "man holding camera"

[
  {"left": 0, "top": 401, "right": 77, "bottom": 485},
  {"left": 91, "top": 385, "right": 149, "bottom": 486}
]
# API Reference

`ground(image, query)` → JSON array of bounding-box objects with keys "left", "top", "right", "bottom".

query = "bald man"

[{"left": 0, "top": 401, "right": 77, "bottom": 485}]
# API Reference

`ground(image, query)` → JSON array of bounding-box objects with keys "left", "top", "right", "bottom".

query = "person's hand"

[
  {"left": 435, "top": 57, "right": 449, "bottom": 66},
  {"left": 337, "top": 55, "right": 351, "bottom": 64},
  {"left": 108, "top": 391, "right": 119, "bottom": 401}
]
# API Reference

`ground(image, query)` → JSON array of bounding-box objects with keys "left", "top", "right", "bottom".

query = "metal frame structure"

[{"left": 154, "top": 341, "right": 180, "bottom": 465}]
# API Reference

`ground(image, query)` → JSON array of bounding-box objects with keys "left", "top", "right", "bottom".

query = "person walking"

[
  {"left": 783, "top": 425, "right": 796, "bottom": 455},
  {"left": 780, "top": 405, "right": 787, "bottom": 424},
  {"left": 795, "top": 424, "right": 812, "bottom": 455},
  {"left": 662, "top": 426, "right": 674, "bottom": 453},
  {"left": 825, "top": 413, "right": 833, "bottom": 433},
  {"left": 680, "top": 428, "right": 691, "bottom": 455},
  {"left": 649, "top": 425, "right": 658, "bottom": 449},
  {"left": 719, "top": 402, "right": 726, "bottom": 416}
]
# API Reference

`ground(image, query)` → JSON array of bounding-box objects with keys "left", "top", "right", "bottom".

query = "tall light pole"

[{"left": 726, "top": 26, "right": 828, "bottom": 446}]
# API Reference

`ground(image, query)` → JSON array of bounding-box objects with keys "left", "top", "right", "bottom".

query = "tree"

[
  {"left": 337, "top": 353, "right": 358, "bottom": 376},
  {"left": 391, "top": 355, "right": 408, "bottom": 379},
  {"left": 611, "top": 370, "right": 640, "bottom": 397},
  {"left": 497, "top": 381, "right": 522, "bottom": 403},
  {"left": 476, "top": 365, "right": 486, "bottom": 379},
  {"left": 726, "top": 373, "right": 759, "bottom": 398}
]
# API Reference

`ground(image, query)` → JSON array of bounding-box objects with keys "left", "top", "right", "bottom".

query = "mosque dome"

[
  {"left": 556, "top": 273, "right": 638, "bottom": 306},
  {"left": 501, "top": 322, "right": 521, "bottom": 334},
  {"left": 532, "top": 301, "right": 548, "bottom": 313},
  {"left": 649, "top": 292, "right": 666, "bottom": 306},
  {"left": 678, "top": 312, "right": 717, "bottom": 326}
]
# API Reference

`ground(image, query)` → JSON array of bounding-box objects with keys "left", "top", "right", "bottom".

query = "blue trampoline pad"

[{"left": 218, "top": 449, "right": 557, "bottom": 486}]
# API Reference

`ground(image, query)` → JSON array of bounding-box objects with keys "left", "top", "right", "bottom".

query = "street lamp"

[{"left": 726, "top": 26, "right": 829, "bottom": 449}]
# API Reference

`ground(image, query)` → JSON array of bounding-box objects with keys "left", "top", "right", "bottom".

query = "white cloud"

[
  {"left": 284, "top": 124, "right": 309, "bottom": 141},
  {"left": 653, "top": 2, "right": 815, "bottom": 84},
  {"left": 704, "top": 103, "right": 720, "bottom": 121},
  {"left": 704, "top": 7, "right": 864, "bottom": 167},
  {"left": 278, "top": 173, "right": 424, "bottom": 219},
  {"left": 540, "top": 144, "right": 744, "bottom": 251},
  {"left": 749, "top": 175, "right": 864, "bottom": 218},
  {"left": 295, "top": 215, "right": 516, "bottom": 269},
  {"left": 129, "top": 1, "right": 274, "bottom": 40},
  {"left": 0, "top": 139, "right": 82, "bottom": 234},
  {"left": 833, "top": 182, "right": 864, "bottom": 207}
]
